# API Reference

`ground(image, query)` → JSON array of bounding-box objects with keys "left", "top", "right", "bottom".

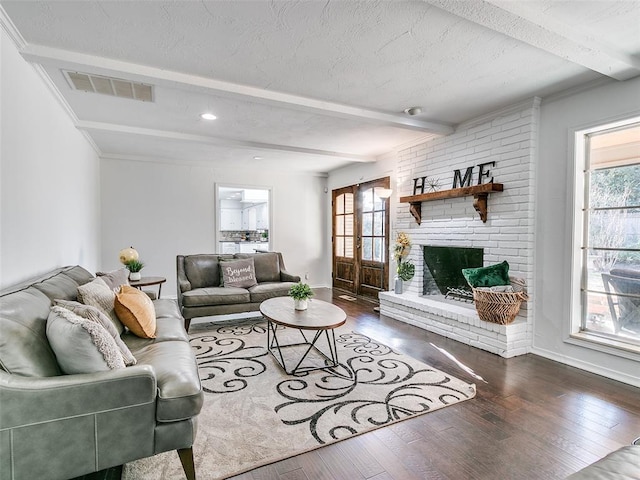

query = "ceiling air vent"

[{"left": 63, "top": 71, "right": 154, "bottom": 102}]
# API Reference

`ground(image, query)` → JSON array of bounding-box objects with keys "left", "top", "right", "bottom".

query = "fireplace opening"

[{"left": 423, "top": 246, "right": 484, "bottom": 301}]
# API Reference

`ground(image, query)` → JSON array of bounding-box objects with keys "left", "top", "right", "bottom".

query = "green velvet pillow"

[{"left": 462, "top": 261, "right": 510, "bottom": 288}]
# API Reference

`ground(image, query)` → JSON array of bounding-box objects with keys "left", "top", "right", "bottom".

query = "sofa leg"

[
  {"left": 184, "top": 318, "right": 191, "bottom": 332},
  {"left": 177, "top": 447, "right": 196, "bottom": 480}
]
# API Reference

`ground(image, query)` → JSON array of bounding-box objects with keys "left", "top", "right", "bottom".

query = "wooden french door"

[{"left": 332, "top": 178, "right": 390, "bottom": 299}]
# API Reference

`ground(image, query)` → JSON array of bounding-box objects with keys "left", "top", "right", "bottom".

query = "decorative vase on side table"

[{"left": 129, "top": 271, "right": 142, "bottom": 281}]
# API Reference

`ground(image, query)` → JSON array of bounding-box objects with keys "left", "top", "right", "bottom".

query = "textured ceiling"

[{"left": 2, "top": 1, "right": 639, "bottom": 173}]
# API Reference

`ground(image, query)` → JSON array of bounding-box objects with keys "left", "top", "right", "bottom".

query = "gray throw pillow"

[
  {"left": 219, "top": 258, "right": 258, "bottom": 288},
  {"left": 95, "top": 268, "right": 130, "bottom": 291},
  {"left": 53, "top": 299, "right": 136, "bottom": 366},
  {"left": 77, "top": 277, "right": 124, "bottom": 334},
  {"left": 46, "top": 306, "right": 126, "bottom": 374}
]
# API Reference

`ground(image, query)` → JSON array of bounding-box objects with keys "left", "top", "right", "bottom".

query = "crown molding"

[{"left": 0, "top": 5, "right": 26, "bottom": 49}]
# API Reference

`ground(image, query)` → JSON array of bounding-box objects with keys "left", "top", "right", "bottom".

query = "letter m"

[{"left": 452, "top": 167, "right": 474, "bottom": 188}]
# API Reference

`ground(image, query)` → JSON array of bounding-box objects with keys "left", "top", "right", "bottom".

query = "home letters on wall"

[
  {"left": 402, "top": 161, "right": 502, "bottom": 224},
  {"left": 412, "top": 161, "right": 495, "bottom": 195}
]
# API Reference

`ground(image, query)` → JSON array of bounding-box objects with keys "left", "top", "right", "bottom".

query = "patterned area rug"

[{"left": 123, "top": 319, "right": 476, "bottom": 480}]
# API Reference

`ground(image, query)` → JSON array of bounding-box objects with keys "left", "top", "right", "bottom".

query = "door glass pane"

[
  {"left": 336, "top": 194, "right": 345, "bottom": 215},
  {"left": 362, "top": 188, "right": 373, "bottom": 211},
  {"left": 373, "top": 194, "right": 384, "bottom": 211},
  {"left": 336, "top": 237, "right": 344, "bottom": 257},
  {"left": 374, "top": 211, "right": 383, "bottom": 236},
  {"left": 362, "top": 238, "right": 372, "bottom": 261},
  {"left": 336, "top": 216, "right": 344, "bottom": 235},
  {"left": 344, "top": 237, "right": 354, "bottom": 258},
  {"left": 344, "top": 193, "right": 354, "bottom": 214},
  {"left": 374, "top": 237, "right": 383, "bottom": 262},
  {"left": 344, "top": 214, "right": 354, "bottom": 235},
  {"left": 362, "top": 212, "right": 373, "bottom": 236}
]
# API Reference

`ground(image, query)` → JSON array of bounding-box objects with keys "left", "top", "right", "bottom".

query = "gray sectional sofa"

[
  {"left": 0, "top": 266, "right": 203, "bottom": 480},
  {"left": 177, "top": 251, "right": 300, "bottom": 330}
]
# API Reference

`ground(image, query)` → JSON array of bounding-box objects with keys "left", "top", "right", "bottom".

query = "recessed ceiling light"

[
  {"left": 403, "top": 106, "right": 423, "bottom": 116},
  {"left": 200, "top": 112, "right": 217, "bottom": 120},
  {"left": 253, "top": 156, "right": 263, "bottom": 160}
]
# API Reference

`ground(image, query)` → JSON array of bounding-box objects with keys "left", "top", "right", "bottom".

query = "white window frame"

[{"left": 566, "top": 115, "right": 640, "bottom": 359}]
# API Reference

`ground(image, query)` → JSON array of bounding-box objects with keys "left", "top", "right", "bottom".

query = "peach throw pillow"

[{"left": 114, "top": 285, "right": 157, "bottom": 338}]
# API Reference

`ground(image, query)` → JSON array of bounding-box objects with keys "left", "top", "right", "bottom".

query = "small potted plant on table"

[
  {"left": 289, "top": 282, "right": 314, "bottom": 310},
  {"left": 125, "top": 259, "right": 145, "bottom": 281}
]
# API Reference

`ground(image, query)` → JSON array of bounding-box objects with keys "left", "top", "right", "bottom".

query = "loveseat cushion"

[
  {"left": 236, "top": 252, "right": 280, "bottom": 283},
  {"left": 184, "top": 255, "right": 227, "bottom": 289},
  {"left": 248, "top": 282, "right": 299, "bottom": 303},
  {"left": 181, "top": 287, "right": 250, "bottom": 307},
  {"left": 131, "top": 340, "right": 203, "bottom": 422},
  {"left": 0, "top": 287, "right": 61, "bottom": 376}
]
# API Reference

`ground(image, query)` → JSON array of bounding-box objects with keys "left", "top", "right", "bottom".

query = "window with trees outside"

[{"left": 575, "top": 119, "right": 640, "bottom": 350}]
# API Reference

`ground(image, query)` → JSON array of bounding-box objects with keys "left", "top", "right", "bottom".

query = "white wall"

[
  {"left": 535, "top": 77, "right": 640, "bottom": 386},
  {"left": 100, "top": 159, "right": 330, "bottom": 296},
  {"left": 0, "top": 29, "right": 101, "bottom": 288}
]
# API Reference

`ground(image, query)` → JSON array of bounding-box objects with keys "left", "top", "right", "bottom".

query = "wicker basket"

[{"left": 472, "top": 286, "right": 528, "bottom": 325}]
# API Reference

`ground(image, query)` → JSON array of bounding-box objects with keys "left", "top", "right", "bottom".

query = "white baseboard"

[{"left": 531, "top": 346, "right": 640, "bottom": 388}]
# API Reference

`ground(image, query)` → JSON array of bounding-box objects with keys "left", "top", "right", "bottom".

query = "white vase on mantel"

[
  {"left": 294, "top": 298, "right": 308, "bottom": 311},
  {"left": 129, "top": 271, "right": 141, "bottom": 281}
]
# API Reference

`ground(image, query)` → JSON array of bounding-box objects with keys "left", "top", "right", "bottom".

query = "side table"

[{"left": 129, "top": 276, "right": 166, "bottom": 299}]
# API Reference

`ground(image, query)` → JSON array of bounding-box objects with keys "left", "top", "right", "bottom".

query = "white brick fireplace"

[{"left": 379, "top": 98, "right": 539, "bottom": 358}]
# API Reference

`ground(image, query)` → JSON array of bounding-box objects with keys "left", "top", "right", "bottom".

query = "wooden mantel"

[{"left": 399, "top": 183, "right": 504, "bottom": 224}]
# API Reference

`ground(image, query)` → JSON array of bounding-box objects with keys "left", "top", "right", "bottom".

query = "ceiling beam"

[
  {"left": 76, "top": 121, "right": 376, "bottom": 163},
  {"left": 21, "top": 44, "right": 454, "bottom": 135},
  {"left": 424, "top": 0, "right": 640, "bottom": 81}
]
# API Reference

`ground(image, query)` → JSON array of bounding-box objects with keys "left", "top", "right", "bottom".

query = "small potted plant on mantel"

[
  {"left": 125, "top": 259, "right": 145, "bottom": 281},
  {"left": 288, "top": 282, "right": 314, "bottom": 311}
]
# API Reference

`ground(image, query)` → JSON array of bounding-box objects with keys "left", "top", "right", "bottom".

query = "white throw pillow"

[
  {"left": 77, "top": 277, "right": 124, "bottom": 334},
  {"left": 46, "top": 306, "right": 126, "bottom": 374},
  {"left": 53, "top": 299, "right": 136, "bottom": 366}
]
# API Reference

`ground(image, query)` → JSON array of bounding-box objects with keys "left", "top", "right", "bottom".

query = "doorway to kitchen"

[
  {"left": 216, "top": 185, "right": 271, "bottom": 254},
  {"left": 332, "top": 177, "right": 390, "bottom": 300}
]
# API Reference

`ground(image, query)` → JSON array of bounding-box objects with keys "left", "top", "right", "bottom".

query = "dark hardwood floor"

[
  {"left": 228, "top": 289, "right": 640, "bottom": 480},
  {"left": 89, "top": 288, "right": 640, "bottom": 480}
]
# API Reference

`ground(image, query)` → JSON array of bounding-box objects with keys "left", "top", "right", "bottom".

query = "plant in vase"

[
  {"left": 393, "top": 231, "right": 415, "bottom": 293},
  {"left": 125, "top": 260, "right": 145, "bottom": 281},
  {"left": 288, "top": 282, "right": 314, "bottom": 310}
]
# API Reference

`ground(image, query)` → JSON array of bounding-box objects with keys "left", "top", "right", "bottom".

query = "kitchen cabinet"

[
  {"left": 220, "top": 208, "right": 241, "bottom": 230},
  {"left": 220, "top": 242, "right": 240, "bottom": 254},
  {"left": 242, "top": 206, "right": 258, "bottom": 230},
  {"left": 239, "top": 242, "right": 261, "bottom": 253},
  {"left": 256, "top": 203, "right": 269, "bottom": 229}
]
